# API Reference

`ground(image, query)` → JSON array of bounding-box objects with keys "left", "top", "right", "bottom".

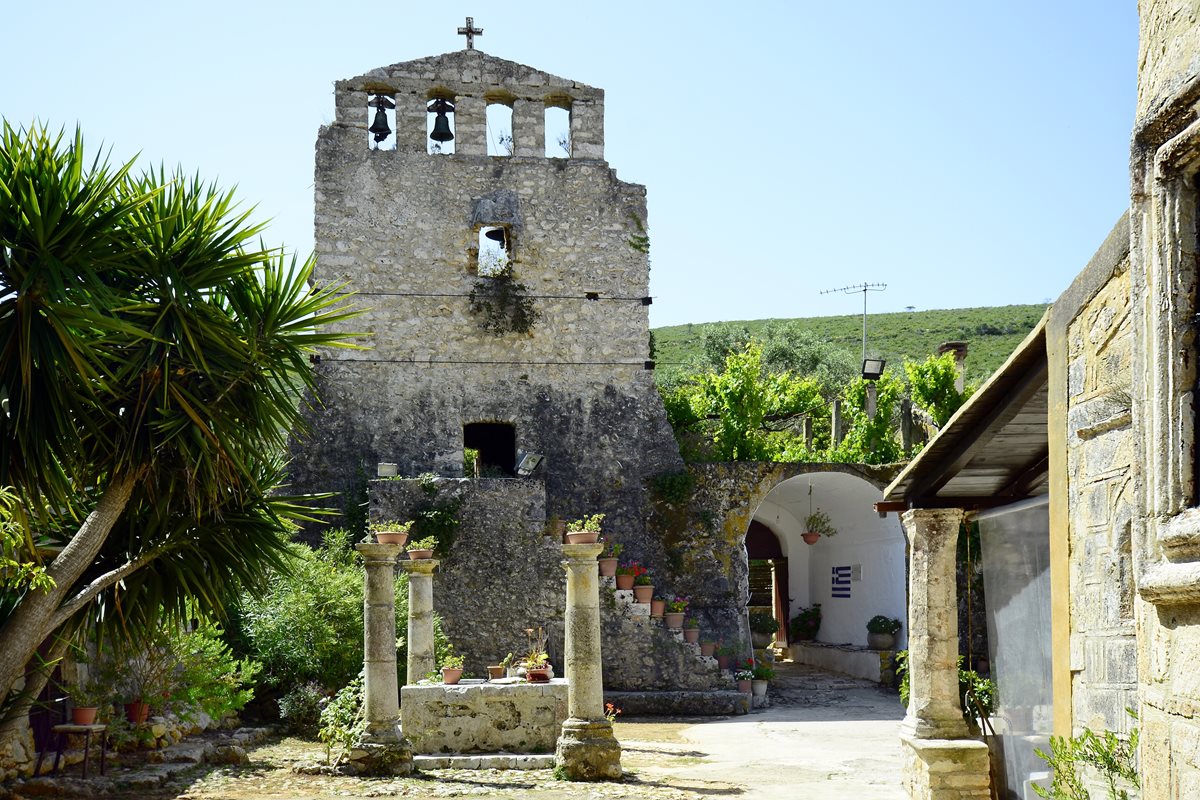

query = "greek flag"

[{"left": 832, "top": 565, "right": 852, "bottom": 598}]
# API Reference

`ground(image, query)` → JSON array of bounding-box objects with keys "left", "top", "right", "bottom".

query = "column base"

[
  {"left": 900, "top": 732, "right": 991, "bottom": 800},
  {"left": 900, "top": 710, "right": 971, "bottom": 741},
  {"left": 554, "top": 718, "right": 621, "bottom": 781},
  {"left": 345, "top": 725, "right": 414, "bottom": 776}
]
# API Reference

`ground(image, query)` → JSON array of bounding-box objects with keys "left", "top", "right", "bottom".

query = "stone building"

[{"left": 291, "top": 44, "right": 911, "bottom": 696}]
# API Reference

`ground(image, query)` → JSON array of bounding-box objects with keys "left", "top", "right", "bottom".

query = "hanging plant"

[
  {"left": 802, "top": 482, "right": 838, "bottom": 544},
  {"left": 468, "top": 266, "right": 538, "bottom": 336}
]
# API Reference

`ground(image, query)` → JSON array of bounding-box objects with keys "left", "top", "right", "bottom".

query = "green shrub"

[
  {"left": 235, "top": 529, "right": 373, "bottom": 692},
  {"left": 277, "top": 681, "right": 325, "bottom": 735},
  {"left": 318, "top": 676, "right": 366, "bottom": 766}
]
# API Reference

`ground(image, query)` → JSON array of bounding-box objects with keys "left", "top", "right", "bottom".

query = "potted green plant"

[
  {"left": 488, "top": 653, "right": 511, "bottom": 681},
  {"left": 802, "top": 509, "right": 838, "bottom": 545},
  {"left": 370, "top": 519, "right": 412, "bottom": 546},
  {"left": 734, "top": 662, "right": 754, "bottom": 693},
  {"left": 866, "top": 615, "right": 903, "bottom": 650},
  {"left": 406, "top": 536, "right": 438, "bottom": 560},
  {"left": 632, "top": 567, "right": 654, "bottom": 603},
  {"left": 715, "top": 642, "right": 739, "bottom": 670},
  {"left": 683, "top": 617, "right": 701, "bottom": 644},
  {"left": 69, "top": 678, "right": 110, "bottom": 725},
  {"left": 789, "top": 604, "right": 822, "bottom": 642},
  {"left": 521, "top": 627, "right": 551, "bottom": 682},
  {"left": 664, "top": 596, "right": 688, "bottom": 629},
  {"left": 748, "top": 610, "right": 778, "bottom": 648},
  {"left": 750, "top": 660, "right": 775, "bottom": 698},
  {"left": 614, "top": 561, "right": 645, "bottom": 591},
  {"left": 598, "top": 540, "right": 622, "bottom": 577},
  {"left": 440, "top": 651, "right": 465, "bottom": 685},
  {"left": 565, "top": 513, "right": 604, "bottom": 544}
]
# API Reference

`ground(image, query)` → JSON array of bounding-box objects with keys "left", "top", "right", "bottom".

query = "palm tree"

[{"left": 0, "top": 123, "right": 357, "bottom": 710}]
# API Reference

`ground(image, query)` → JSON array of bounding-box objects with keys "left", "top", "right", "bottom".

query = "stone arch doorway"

[{"left": 745, "top": 469, "right": 907, "bottom": 650}]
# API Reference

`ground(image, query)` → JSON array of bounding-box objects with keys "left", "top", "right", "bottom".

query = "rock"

[{"left": 203, "top": 743, "right": 249, "bottom": 766}]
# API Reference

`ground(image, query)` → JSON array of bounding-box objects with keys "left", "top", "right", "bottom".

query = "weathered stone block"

[{"left": 401, "top": 680, "right": 568, "bottom": 754}]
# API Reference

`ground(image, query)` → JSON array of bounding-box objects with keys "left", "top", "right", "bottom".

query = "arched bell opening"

[
  {"left": 367, "top": 92, "right": 396, "bottom": 151},
  {"left": 543, "top": 99, "right": 570, "bottom": 158},
  {"left": 427, "top": 91, "right": 456, "bottom": 155}
]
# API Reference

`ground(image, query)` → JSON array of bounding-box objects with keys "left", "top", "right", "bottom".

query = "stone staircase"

[{"left": 598, "top": 575, "right": 751, "bottom": 715}]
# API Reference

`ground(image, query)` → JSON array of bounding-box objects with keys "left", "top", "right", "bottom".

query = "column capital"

[
  {"left": 562, "top": 543, "right": 603, "bottom": 565},
  {"left": 400, "top": 558, "right": 440, "bottom": 576},
  {"left": 900, "top": 507, "right": 964, "bottom": 544},
  {"left": 356, "top": 541, "right": 403, "bottom": 564}
]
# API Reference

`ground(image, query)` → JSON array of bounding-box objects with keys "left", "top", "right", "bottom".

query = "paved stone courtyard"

[{"left": 3, "top": 664, "right": 905, "bottom": 800}]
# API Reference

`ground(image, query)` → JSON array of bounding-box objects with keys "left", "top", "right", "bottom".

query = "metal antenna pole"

[{"left": 820, "top": 282, "right": 887, "bottom": 361}]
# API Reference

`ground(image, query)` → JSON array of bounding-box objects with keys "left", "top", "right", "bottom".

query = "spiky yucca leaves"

[{"left": 0, "top": 121, "right": 358, "bottom": 709}]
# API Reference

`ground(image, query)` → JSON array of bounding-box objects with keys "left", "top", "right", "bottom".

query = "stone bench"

[{"left": 400, "top": 679, "right": 568, "bottom": 755}]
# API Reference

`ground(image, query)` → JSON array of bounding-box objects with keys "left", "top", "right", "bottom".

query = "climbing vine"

[{"left": 468, "top": 266, "right": 539, "bottom": 336}]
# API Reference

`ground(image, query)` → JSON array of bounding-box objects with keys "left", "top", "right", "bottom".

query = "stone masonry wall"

[
  {"left": 1133, "top": 3, "right": 1200, "bottom": 796},
  {"left": 1064, "top": 262, "right": 1137, "bottom": 735}
]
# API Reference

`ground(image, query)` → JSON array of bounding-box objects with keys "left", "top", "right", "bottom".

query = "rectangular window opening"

[
  {"left": 487, "top": 103, "right": 514, "bottom": 157},
  {"left": 477, "top": 226, "right": 511, "bottom": 276},
  {"left": 544, "top": 105, "right": 570, "bottom": 158},
  {"left": 368, "top": 94, "right": 396, "bottom": 151}
]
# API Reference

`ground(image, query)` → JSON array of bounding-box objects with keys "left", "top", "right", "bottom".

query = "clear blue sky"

[{"left": 3, "top": 1, "right": 1137, "bottom": 328}]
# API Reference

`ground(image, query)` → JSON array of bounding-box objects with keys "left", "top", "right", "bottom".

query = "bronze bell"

[
  {"left": 484, "top": 227, "right": 506, "bottom": 246},
  {"left": 368, "top": 94, "right": 395, "bottom": 143},
  {"left": 368, "top": 108, "right": 391, "bottom": 142},
  {"left": 429, "top": 98, "right": 455, "bottom": 142}
]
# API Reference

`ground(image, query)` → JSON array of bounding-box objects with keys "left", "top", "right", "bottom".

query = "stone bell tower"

[{"left": 292, "top": 41, "right": 682, "bottom": 553}]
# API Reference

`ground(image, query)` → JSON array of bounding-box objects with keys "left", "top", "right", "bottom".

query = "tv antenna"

[{"left": 820, "top": 282, "right": 887, "bottom": 361}]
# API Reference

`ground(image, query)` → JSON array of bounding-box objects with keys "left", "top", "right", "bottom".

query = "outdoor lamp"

[{"left": 862, "top": 358, "right": 886, "bottom": 380}]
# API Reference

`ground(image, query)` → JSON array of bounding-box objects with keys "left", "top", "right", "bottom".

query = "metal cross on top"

[{"left": 458, "top": 17, "right": 483, "bottom": 50}]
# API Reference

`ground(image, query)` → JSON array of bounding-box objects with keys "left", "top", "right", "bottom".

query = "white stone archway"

[{"left": 750, "top": 471, "right": 907, "bottom": 650}]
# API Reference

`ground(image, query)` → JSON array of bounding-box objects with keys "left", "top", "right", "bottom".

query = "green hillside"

[{"left": 652, "top": 304, "right": 1048, "bottom": 385}]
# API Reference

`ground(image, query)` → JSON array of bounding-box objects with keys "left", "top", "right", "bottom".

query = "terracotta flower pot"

[
  {"left": 650, "top": 598, "right": 666, "bottom": 617},
  {"left": 441, "top": 667, "right": 463, "bottom": 685},
  {"left": 598, "top": 557, "right": 619, "bottom": 577},
  {"left": 615, "top": 575, "right": 635, "bottom": 590},
  {"left": 717, "top": 654, "right": 731, "bottom": 669},
  {"left": 632, "top": 585, "right": 654, "bottom": 603},
  {"left": 700, "top": 641, "right": 716, "bottom": 658},
  {"left": 375, "top": 531, "right": 409, "bottom": 546},
  {"left": 664, "top": 612, "right": 684, "bottom": 629},
  {"left": 525, "top": 667, "right": 552, "bottom": 683},
  {"left": 487, "top": 665, "right": 505, "bottom": 680},
  {"left": 736, "top": 679, "right": 752, "bottom": 693},
  {"left": 407, "top": 548, "right": 434, "bottom": 560},
  {"left": 801, "top": 532, "right": 821, "bottom": 545},
  {"left": 124, "top": 701, "right": 150, "bottom": 724},
  {"left": 71, "top": 706, "right": 99, "bottom": 725},
  {"left": 683, "top": 627, "right": 700, "bottom": 644},
  {"left": 566, "top": 531, "right": 599, "bottom": 544}
]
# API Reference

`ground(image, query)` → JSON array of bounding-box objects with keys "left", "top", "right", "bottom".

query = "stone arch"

[{"left": 746, "top": 468, "right": 908, "bottom": 649}]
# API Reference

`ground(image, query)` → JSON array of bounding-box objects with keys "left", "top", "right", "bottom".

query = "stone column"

[
  {"left": 900, "top": 508, "right": 968, "bottom": 739},
  {"left": 397, "top": 93, "right": 428, "bottom": 154},
  {"left": 454, "top": 95, "right": 486, "bottom": 156},
  {"left": 555, "top": 542, "right": 621, "bottom": 780},
  {"left": 898, "top": 509, "right": 990, "bottom": 800},
  {"left": 353, "top": 542, "right": 412, "bottom": 775},
  {"left": 401, "top": 558, "right": 439, "bottom": 684},
  {"left": 512, "top": 98, "right": 544, "bottom": 157}
]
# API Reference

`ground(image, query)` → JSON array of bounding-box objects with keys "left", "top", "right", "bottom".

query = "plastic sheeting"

[{"left": 977, "top": 496, "right": 1052, "bottom": 800}]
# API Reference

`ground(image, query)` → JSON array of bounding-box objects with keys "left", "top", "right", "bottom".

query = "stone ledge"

[
  {"left": 603, "top": 690, "right": 750, "bottom": 716},
  {"left": 414, "top": 753, "right": 554, "bottom": 770}
]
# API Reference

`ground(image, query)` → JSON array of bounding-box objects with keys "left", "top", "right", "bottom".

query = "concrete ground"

[{"left": 627, "top": 661, "right": 907, "bottom": 800}]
